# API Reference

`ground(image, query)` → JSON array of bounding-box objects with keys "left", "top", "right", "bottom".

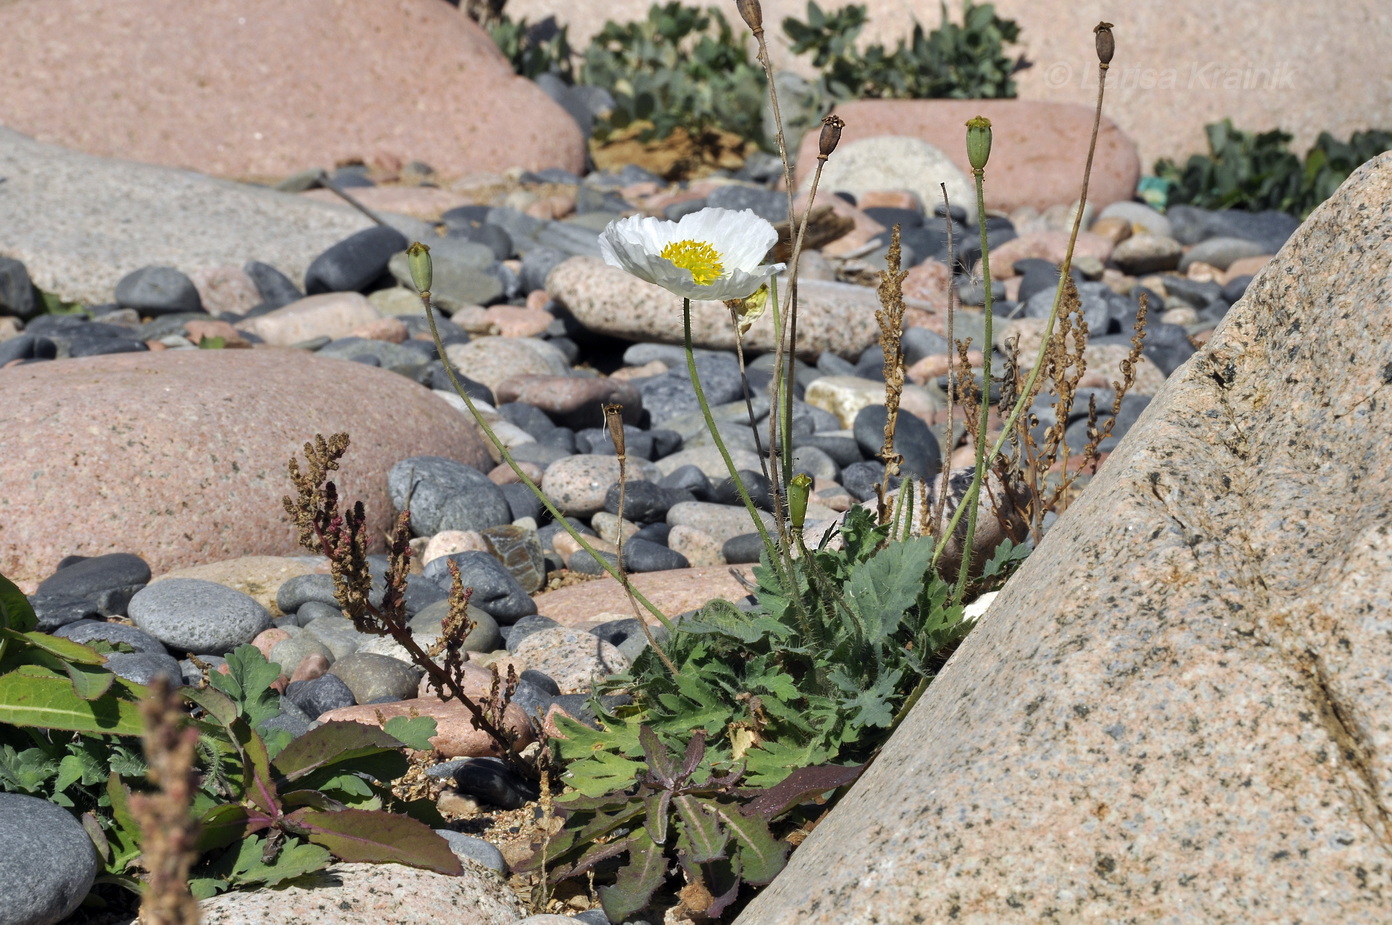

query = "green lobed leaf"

[
  {"left": 383, "top": 715, "right": 437, "bottom": 751},
  {"left": 210, "top": 644, "right": 283, "bottom": 729},
  {"left": 286, "top": 807, "right": 462, "bottom": 875}
]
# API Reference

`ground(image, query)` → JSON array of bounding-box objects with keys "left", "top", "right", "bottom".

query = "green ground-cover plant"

[
  {"left": 0, "top": 567, "right": 461, "bottom": 908},
  {"left": 480, "top": 1, "right": 1027, "bottom": 155},
  {"left": 1155, "top": 119, "right": 1392, "bottom": 217},
  {"left": 783, "top": 0, "right": 1027, "bottom": 103}
]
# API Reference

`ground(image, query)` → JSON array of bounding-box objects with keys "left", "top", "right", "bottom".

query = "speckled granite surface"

[
  {"left": 737, "top": 154, "right": 1392, "bottom": 923},
  {"left": 0, "top": 349, "right": 492, "bottom": 591}
]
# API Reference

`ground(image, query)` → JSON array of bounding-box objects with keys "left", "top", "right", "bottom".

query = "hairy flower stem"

[
  {"left": 951, "top": 160, "right": 996, "bottom": 604},
  {"left": 419, "top": 291, "right": 678, "bottom": 645},
  {"left": 932, "top": 37, "right": 1112, "bottom": 576},
  {"left": 684, "top": 297, "right": 777, "bottom": 558}
]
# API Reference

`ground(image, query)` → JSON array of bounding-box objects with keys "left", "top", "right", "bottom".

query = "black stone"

[
  {"left": 721, "top": 533, "right": 766, "bottom": 565},
  {"left": 0, "top": 256, "right": 39, "bottom": 320},
  {"left": 114, "top": 266, "right": 203, "bottom": 316},
  {"left": 604, "top": 480, "right": 678, "bottom": 524},
  {"left": 423, "top": 551, "right": 537, "bottom": 623},
  {"left": 284, "top": 673, "right": 356, "bottom": 717},
  {"left": 305, "top": 226, "right": 409, "bottom": 294},
  {"left": 622, "top": 537, "right": 689, "bottom": 572},
  {"left": 243, "top": 261, "right": 305, "bottom": 310}
]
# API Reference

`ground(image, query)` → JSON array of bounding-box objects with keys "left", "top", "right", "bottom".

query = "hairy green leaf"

[
  {"left": 0, "top": 665, "right": 145, "bottom": 735},
  {"left": 598, "top": 829, "right": 668, "bottom": 922}
]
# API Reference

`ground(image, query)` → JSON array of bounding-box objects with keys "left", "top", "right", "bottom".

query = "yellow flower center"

[{"left": 660, "top": 239, "right": 724, "bottom": 285}]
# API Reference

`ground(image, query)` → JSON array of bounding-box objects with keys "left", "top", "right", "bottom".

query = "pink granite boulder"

[
  {"left": 0, "top": 350, "right": 491, "bottom": 591},
  {"left": 795, "top": 99, "right": 1138, "bottom": 215},
  {"left": 0, "top": 0, "right": 584, "bottom": 181},
  {"left": 736, "top": 153, "right": 1392, "bottom": 923}
]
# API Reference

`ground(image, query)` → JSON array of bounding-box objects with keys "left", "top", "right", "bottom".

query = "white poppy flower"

[{"left": 598, "top": 207, "right": 785, "bottom": 301}]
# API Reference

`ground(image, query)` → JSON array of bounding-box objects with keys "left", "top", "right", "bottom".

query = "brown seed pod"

[
  {"left": 819, "top": 114, "right": 845, "bottom": 159},
  {"left": 1094, "top": 22, "right": 1115, "bottom": 67}
]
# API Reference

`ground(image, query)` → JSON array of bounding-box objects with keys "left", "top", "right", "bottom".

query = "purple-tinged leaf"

[
  {"left": 195, "top": 804, "right": 250, "bottom": 853},
  {"left": 706, "top": 800, "right": 788, "bottom": 885},
  {"left": 598, "top": 830, "right": 668, "bottom": 922},
  {"left": 280, "top": 789, "right": 347, "bottom": 812},
  {"left": 702, "top": 857, "right": 744, "bottom": 918},
  {"left": 643, "top": 788, "right": 671, "bottom": 846},
  {"left": 738, "top": 762, "right": 865, "bottom": 820},
  {"left": 232, "top": 720, "right": 280, "bottom": 816},
  {"left": 672, "top": 795, "right": 728, "bottom": 864},
  {"left": 639, "top": 724, "right": 676, "bottom": 788},
  {"left": 553, "top": 832, "right": 639, "bottom": 882},
  {"left": 285, "top": 808, "right": 462, "bottom": 875},
  {"left": 271, "top": 721, "right": 406, "bottom": 781},
  {"left": 678, "top": 729, "right": 707, "bottom": 783}
]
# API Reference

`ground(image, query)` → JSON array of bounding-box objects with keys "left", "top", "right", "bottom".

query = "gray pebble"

[
  {"left": 328, "top": 652, "right": 423, "bottom": 704},
  {"left": 0, "top": 793, "right": 99, "bottom": 925},
  {"left": 128, "top": 578, "right": 271, "bottom": 655}
]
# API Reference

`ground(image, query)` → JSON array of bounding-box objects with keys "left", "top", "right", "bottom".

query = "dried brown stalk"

[{"left": 130, "top": 677, "right": 201, "bottom": 925}]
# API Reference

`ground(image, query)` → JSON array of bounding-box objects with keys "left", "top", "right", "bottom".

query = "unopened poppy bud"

[
  {"left": 406, "top": 241, "right": 432, "bottom": 294},
  {"left": 736, "top": 0, "right": 763, "bottom": 36},
  {"left": 1094, "top": 22, "right": 1114, "bottom": 67},
  {"left": 965, "top": 116, "right": 992, "bottom": 172},
  {"left": 788, "top": 473, "right": 813, "bottom": 532},
  {"left": 818, "top": 114, "right": 845, "bottom": 159}
]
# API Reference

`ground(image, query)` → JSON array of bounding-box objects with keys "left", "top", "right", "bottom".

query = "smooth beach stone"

[
  {"left": 53, "top": 619, "right": 166, "bottom": 654},
  {"left": 435, "top": 830, "right": 507, "bottom": 875},
  {"left": 285, "top": 672, "right": 356, "bottom": 719},
  {"left": 328, "top": 652, "right": 423, "bottom": 704},
  {"left": 422, "top": 551, "right": 537, "bottom": 623},
  {"left": 408, "top": 599, "right": 501, "bottom": 653},
  {"left": 853, "top": 404, "right": 942, "bottom": 480},
  {"left": 103, "top": 651, "right": 184, "bottom": 687},
  {"left": 503, "top": 614, "right": 562, "bottom": 653},
  {"left": 603, "top": 479, "right": 683, "bottom": 524},
  {"left": 302, "top": 616, "right": 367, "bottom": 660},
  {"left": 0, "top": 793, "right": 99, "bottom": 925},
  {"left": 34, "top": 552, "right": 151, "bottom": 618},
  {"left": 114, "top": 265, "right": 203, "bottom": 315},
  {"left": 243, "top": 260, "right": 304, "bottom": 310},
  {"left": 448, "top": 756, "right": 539, "bottom": 810},
  {"left": 508, "top": 627, "right": 629, "bottom": 695},
  {"left": 388, "top": 455, "right": 512, "bottom": 537},
  {"left": 128, "top": 578, "right": 272, "bottom": 655},
  {"left": 269, "top": 634, "right": 335, "bottom": 671},
  {"left": 305, "top": 225, "right": 409, "bottom": 294}
]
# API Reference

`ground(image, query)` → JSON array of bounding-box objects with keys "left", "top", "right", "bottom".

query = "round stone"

[
  {"left": 0, "top": 793, "right": 99, "bottom": 925},
  {"left": 128, "top": 578, "right": 272, "bottom": 655}
]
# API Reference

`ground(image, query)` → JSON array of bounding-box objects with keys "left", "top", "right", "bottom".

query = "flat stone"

[
  {"left": 509, "top": 627, "right": 630, "bottom": 695},
  {"left": 532, "top": 565, "right": 754, "bottom": 627},
  {"left": 0, "top": 126, "right": 374, "bottom": 306},
  {"left": 128, "top": 577, "right": 272, "bottom": 655},
  {"left": 318, "top": 697, "right": 535, "bottom": 759},
  {"left": 547, "top": 257, "right": 884, "bottom": 360},
  {"left": 740, "top": 151, "right": 1392, "bottom": 924},
  {"left": 0, "top": 350, "right": 490, "bottom": 591},
  {"left": 442, "top": 336, "right": 571, "bottom": 391},
  {"left": 235, "top": 292, "right": 382, "bottom": 346}
]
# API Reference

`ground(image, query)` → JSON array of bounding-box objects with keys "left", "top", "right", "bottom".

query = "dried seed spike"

[
  {"left": 603, "top": 403, "right": 626, "bottom": 458},
  {"left": 1094, "top": 22, "right": 1115, "bottom": 68}
]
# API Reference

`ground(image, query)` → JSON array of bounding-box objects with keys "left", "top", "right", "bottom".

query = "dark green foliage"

[
  {"left": 488, "top": 14, "right": 576, "bottom": 82},
  {"left": 783, "top": 1, "right": 1028, "bottom": 102},
  {"left": 1155, "top": 119, "right": 1392, "bottom": 217},
  {"left": 533, "top": 506, "right": 980, "bottom": 918},
  {"left": 581, "top": 3, "right": 768, "bottom": 148},
  {"left": 519, "top": 726, "right": 810, "bottom": 921}
]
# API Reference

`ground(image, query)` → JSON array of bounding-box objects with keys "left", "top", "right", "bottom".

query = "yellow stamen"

[{"left": 660, "top": 239, "right": 724, "bottom": 285}]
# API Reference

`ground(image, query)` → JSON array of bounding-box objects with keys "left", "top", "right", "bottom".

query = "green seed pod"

[
  {"left": 406, "top": 241, "right": 432, "bottom": 294},
  {"left": 1094, "top": 22, "right": 1115, "bottom": 67},
  {"left": 965, "top": 116, "right": 993, "bottom": 172},
  {"left": 736, "top": 0, "right": 763, "bottom": 35},
  {"left": 788, "top": 473, "right": 813, "bottom": 532}
]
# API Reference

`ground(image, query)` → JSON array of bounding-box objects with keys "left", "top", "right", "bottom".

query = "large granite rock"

[
  {"left": 547, "top": 256, "right": 890, "bottom": 359},
  {"left": 736, "top": 154, "right": 1392, "bottom": 922},
  {"left": 0, "top": 0, "right": 584, "bottom": 182},
  {"left": 0, "top": 350, "right": 492, "bottom": 591},
  {"left": 793, "top": 99, "right": 1139, "bottom": 215},
  {"left": 507, "top": 0, "right": 1389, "bottom": 168},
  {"left": 0, "top": 126, "right": 373, "bottom": 306}
]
